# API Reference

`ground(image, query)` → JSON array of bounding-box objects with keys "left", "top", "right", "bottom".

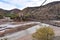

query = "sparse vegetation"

[
  {"left": 22, "top": 13, "right": 31, "bottom": 21},
  {"left": 32, "top": 26, "right": 54, "bottom": 40},
  {"left": 4, "top": 13, "right": 19, "bottom": 19},
  {"left": 0, "top": 15, "right": 3, "bottom": 19}
]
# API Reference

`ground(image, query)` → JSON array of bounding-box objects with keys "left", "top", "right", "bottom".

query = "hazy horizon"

[{"left": 0, "top": 0, "right": 60, "bottom": 10}]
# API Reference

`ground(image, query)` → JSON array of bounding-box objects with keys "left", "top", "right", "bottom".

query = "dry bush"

[{"left": 32, "top": 26, "right": 54, "bottom": 40}]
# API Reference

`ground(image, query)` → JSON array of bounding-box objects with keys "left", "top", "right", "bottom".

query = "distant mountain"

[
  {"left": 10, "top": 9, "right": 21, "bottom": 14},
  {"left": 0, "top": 8, "right": 21, "bottom": 15}
]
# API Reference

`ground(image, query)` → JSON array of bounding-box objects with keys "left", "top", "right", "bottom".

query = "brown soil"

[{"left": 17, "top": 34, "right": 32, "bottom": 40}]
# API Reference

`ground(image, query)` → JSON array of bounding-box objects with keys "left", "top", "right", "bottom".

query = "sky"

[{"left": 0, "top": 0, "right": 60, "bottom": 10}]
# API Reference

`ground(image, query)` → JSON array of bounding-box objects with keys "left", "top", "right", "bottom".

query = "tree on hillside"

[
  {"left": 22, "top": 13, "right": 32, "bottom": 21},
  {"left": 32, "top": 27, "right": 54, "bottom": 40}
]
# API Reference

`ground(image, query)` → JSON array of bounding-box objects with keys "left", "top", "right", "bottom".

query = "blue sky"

[{"left": 0, "top": 0, "right": 60, "bottom": 10}]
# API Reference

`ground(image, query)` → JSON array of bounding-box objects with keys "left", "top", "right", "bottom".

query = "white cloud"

[
  {"left": 0, "top": 2, "right": 17, "bottom": 10},
  {"left": 0, "top": 0, "right": 60, "bottom": 10}
]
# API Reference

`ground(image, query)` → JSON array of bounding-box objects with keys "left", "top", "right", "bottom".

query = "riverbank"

[{"left": 0, "top": 22, "right": 60, "bottom": 40}]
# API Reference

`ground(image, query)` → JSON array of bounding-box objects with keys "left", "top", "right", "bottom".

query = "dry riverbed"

[
  {"left": 18, "top": 25, "right": 60, "bottom": 40},
  {"left": 0, "top": 22, "right": 38, "bottom": 37}
]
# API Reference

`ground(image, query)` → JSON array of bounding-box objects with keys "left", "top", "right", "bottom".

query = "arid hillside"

[
  {"left": 0, "top": 1, "right": 60, "bottom": 22},
  {"left": 21, "top": 1, "right": 60, "bottom": 21}
]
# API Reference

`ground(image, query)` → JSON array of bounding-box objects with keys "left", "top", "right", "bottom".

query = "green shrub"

[
  {"left": 4, "top": 13, "right": 19, "bottom": 19},
  {"left": 32, "top": 26, "right": 54, "bottom": 40}
]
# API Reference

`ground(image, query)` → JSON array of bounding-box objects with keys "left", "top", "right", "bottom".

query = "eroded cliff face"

[{"left": 21, "top": 1, "right": 60, "bottom": 21}]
